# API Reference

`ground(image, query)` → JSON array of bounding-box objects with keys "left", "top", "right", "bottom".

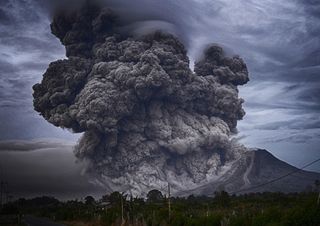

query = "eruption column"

[{"left": 33, "top": 2, "right": 249, "bottom": 196}]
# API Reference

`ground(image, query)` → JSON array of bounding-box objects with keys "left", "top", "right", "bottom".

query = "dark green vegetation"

[{"left": 1, "top": 191, "right": 320, "bottom": 226}]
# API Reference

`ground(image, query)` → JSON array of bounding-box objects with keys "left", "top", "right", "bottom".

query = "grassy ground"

[{"left": 63, "top": 220, "right": 102, "bottom": 226}]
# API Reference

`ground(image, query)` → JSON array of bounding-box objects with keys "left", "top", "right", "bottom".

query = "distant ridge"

[{"left": 178, "top": 149, "right": 320, "bottom": 196}]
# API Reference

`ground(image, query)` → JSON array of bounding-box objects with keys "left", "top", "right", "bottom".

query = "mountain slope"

[{"left": 178, "top": 149, "right": 320, "bottom": 196}]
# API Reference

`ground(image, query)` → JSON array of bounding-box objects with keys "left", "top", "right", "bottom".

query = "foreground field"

[{"left": 1, "top": 191, "right": 320, "bottom": 226}]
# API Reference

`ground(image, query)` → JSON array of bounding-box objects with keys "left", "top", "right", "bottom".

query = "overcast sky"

[{"left": 0, "top": 0, "right": 319, "bottom": 199}]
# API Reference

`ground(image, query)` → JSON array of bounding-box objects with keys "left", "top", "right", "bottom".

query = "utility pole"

[
  {"left": 4, "top": 182, "right": 8, "bottom": 204},
  {"left": 121, "top": 195, "right": 124, "bottom": 224},
  {"left": 168, "top": 183, "right": 171, "bottom": 222},
  {"left": 0, "top": 166, "right": 2, "bottom": 208},
  {"left": 0, "top": 163, "right": 8, "bottom": 210},
  {"left": 315, "top": 180, "right": 320, "bottom": 206},
  {"left": 0, "top": 181, "right": 7, "bottom": 207},
  {"left": 0, "top": 181, "right": 3, "bottom": 208}
]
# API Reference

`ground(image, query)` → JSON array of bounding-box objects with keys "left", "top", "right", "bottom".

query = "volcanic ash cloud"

[{"left": 33, "top": 3, "right": 249, "bottom": 195}]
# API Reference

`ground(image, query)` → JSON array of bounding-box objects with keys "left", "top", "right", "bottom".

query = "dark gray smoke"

[{"left": 33, "top": 2, "right": 249, "bottom": 195}]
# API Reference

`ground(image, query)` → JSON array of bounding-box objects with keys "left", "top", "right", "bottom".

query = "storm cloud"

[
  {"left": 0, "top": 139, "right": 105, "bottom": 200},
  {"left": 0, "top": 139, "right": 73, "bottom": 152}
]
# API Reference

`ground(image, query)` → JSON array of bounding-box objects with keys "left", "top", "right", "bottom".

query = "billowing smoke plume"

[{"left": 33, "top": 2, "right": 249, "bottom": 195}]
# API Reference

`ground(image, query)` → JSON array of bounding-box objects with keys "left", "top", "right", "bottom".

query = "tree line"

[{"left": 1, "top": 189, "right": 320, "bottom": 226}]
